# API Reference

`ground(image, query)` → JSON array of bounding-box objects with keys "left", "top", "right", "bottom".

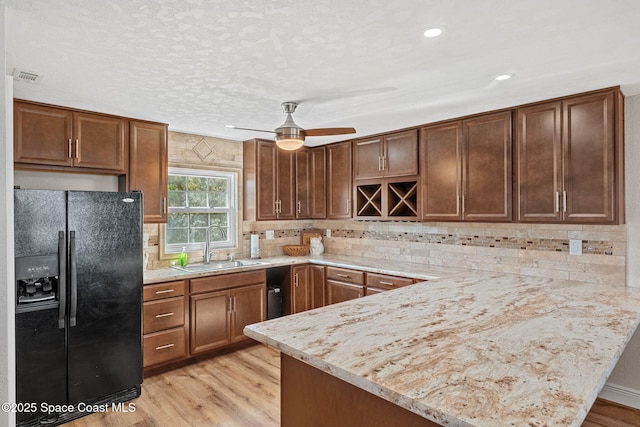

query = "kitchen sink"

[{"left": 172, "top": 260, "right": 268, "bottom": 273}]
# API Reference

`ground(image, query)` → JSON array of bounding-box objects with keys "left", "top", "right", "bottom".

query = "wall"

[
  {"left": 604, "top": 94, "right": 640, "bottom": 404},
  {"left": 1, "top": 4, "right": 17, "bottom": 424}
]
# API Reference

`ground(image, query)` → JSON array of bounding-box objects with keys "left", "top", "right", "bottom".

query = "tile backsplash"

[{"left": 240, "top": 219, "right": 626, "bottom": 286}]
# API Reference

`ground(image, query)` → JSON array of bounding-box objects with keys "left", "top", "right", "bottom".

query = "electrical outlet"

[
  {"left": 326, "top": 229, "right": 331, "bottom": 238},
  {"left": 569, "top": 239, "right": 582, "bottom": 256},
  {"left": 265, "top": 230, "right": 275, "bottom": 240}
]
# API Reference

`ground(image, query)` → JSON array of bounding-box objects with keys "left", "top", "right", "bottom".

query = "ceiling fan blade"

[
  {"left": 305, "top": 127, "right": 356, "bottom": 136},
  {"left": 226, "top": 125, "right": 276, "bottom": 134}
]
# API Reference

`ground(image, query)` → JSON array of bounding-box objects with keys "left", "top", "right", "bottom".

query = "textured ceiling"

[{"left": 5, "top": 0, "right": 640, "bottom": 146}]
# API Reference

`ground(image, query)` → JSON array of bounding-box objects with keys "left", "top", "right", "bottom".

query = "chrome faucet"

[{"left": 204, "top": 224, "right": 227, "bottom": 264}]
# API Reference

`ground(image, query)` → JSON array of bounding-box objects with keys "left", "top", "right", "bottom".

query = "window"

[{"left": 165, "top": 167, "right": 238, "bottom": 254}]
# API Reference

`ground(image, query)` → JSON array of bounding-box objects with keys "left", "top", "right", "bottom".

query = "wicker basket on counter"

[{"left": 283, "top": 244, "right": 310, "bottom": 256}]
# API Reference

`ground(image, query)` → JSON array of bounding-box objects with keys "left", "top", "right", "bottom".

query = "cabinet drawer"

[
  {"left": 144, "top": 297, "right": 185, "bottom": 334},
  {"left": 144, "top": 280, "right": 187, "bottom": 302},
  {"left": 143, "top": 327, "right": 187, "bottom": 367},
  {"left": 366, "top": 272, "right": 414, "bottom": 290},
  {"left": 325, "top": 266, "right": 364, "bottom": 285},
  {"left": 190, "top": 270, "right": 266, "bottom": 294}
]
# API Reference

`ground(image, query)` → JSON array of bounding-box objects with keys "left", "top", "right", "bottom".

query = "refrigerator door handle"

[
  {"left": 69, "top": 230, "right": 78, "bottom": 327},
  {"left": 58, "top": 231, "right": 66, "bottom": 329}
]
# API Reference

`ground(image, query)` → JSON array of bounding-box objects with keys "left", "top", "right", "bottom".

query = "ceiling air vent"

[{"left": 12, "top": 68, "right": 43, "bottom": 84}]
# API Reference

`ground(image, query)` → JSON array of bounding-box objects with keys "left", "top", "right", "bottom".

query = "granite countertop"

[
  {"left": 244, "top": 271, "right": 640, "bottom": 427},
  {"left": 143, "top": 254, "right": 464, "bottom": 284}
]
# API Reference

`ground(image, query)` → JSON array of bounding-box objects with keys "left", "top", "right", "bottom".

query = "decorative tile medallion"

[{"left": 193, "top": 138, "right": 214, "bottom": 161}]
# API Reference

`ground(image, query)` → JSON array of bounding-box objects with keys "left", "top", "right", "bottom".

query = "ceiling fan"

[{"left": 226, "top": 102, "right": 356, "bottom": 150}]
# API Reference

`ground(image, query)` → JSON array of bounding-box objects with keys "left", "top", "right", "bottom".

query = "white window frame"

[{"left": 164, "top": 167, "right": 238, "bottom": 255}]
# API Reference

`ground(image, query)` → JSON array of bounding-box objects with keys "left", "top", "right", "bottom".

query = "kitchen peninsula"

[{"left": 245, "top": 269, "right": 640, "bottom": 427}]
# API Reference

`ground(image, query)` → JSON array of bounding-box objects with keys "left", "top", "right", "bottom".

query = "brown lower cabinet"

[
  {"left": 143, "top": 270, "right": 266, "bottom": 375},
  {"left": 142, "top": 280, "right": 189, "bottom": 369},
  {"left": 325, "top": 266, "right": 365, "bottom": 305},
  {"left": 365, "top": 272, "right": 414, "bottom": 295},
  {"left": 291, "top": 264, "right": 327, "bottom": 314},
  {"left": 190, "top": 271, "right": 266, "bottom": 354},
  {"left": 142, "top": 266, "right": 417, "bottom": 375}
]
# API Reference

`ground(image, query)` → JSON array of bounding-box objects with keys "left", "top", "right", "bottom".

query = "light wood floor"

[{"left": 64, "top": 344, "right": 640, "bottom": 427}]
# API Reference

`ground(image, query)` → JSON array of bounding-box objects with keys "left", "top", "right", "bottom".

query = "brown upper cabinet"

[
  {"left": 326, "top": 141, "right": 353, "bottom": 219},
  {"left": 516, "top": 88, "right": 623, "bottom": 223},
  {"left": 353, "top": 129, "right": 418, "bottom": 180},
  {"left": 310, "top": 147, "right": 327, "bottom": 219},
  {"left": 14, "top": 100, "right": 127, "bottom": 173},
  {"left": 127, "top": 121, "right": 169, "bottom": 223},
  {"left": 421, "top": 111, "right": 512, "bottom": 222},
  {"left": 295, "top": 148, "right": 312, "bottom": 219},
  {"left": 243, "top": 139, "right": 296, "bottom": 221}
]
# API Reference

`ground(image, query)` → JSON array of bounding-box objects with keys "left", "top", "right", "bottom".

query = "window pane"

[
  {"left": 168, "top": 175, "right": 187, "bottom": 191},
  {"left": 190, "top": 228, "right": 206, "bottom": 243},
  {"left": 167, "top": 228, "right": 188, "bottom": 245},
  {"left": 209, "top": 213, "right": 228, "bottom": 227},
  {"left": 168, "top": 191, "right": 186, "bottom": 208},
  {"left": 208, "top": 178, "right": 228, "bottom": 207},
  {"left": 188, "top": 176, "right": 207, "bottom": 191},
  {"left": 168, "top": 212, "right": 189, "bottom": 228},
  {"left": 188, "top": 191, "right": 207, "bottom": 207},
  {"left": 189, "top": 213, "right": 209, "bottom": 228}
]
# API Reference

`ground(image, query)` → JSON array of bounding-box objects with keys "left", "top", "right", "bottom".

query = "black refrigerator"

[{"left": 14, "top": 189, "right": 143, "bottom": 426}]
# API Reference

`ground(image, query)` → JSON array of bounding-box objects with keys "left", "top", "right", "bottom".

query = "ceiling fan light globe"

[{"left": 276, "top": 138, "right": 304, "bottom": 150}]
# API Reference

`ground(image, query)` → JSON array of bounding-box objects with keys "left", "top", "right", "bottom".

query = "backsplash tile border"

[
  {"left": 326, "top": 229, "right": 614, "bottom": 255},
  {"left": 241, "top": 226, "right": 614, "bottom": 255}
]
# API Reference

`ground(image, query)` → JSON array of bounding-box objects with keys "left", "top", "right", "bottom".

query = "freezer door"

[
  {"left": 14, "top": 190, "right": 67, "bottom": 423},
  {"left": 66, "top": 191, "right": 143, "bottom": 404}
]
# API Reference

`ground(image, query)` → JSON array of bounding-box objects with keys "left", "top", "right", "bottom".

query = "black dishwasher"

[{"left": 266, "top": 266, "right": 289, "bottom": 319}]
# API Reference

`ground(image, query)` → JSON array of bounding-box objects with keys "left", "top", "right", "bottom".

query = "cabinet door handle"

[
  {"left": 75, "top": 138, "right": 79, "bottom": 159},
  {"left": 297, "top": 200, "right": 301, "bottom": 214},
  {"left": 347, "top": 198, "right": 351, "bottom": 214},
  {"left": 163, "top": 197, "right": 167, "bottom": 214},
  {"left": 155, "top": 343, "right": 175, "bottom": 350},
  {"left": 562, "top": 191, "right": 567, "bottom": 213},
  {"left": 555, "top": 191, "right": 560, "bottom": 213},
  {"left": 378, "top": 156, "right": 382, "bottom": 171},
  {"left": 381, "top": 155, "right": 385, "bottom": 171},
  {"left": 155, "top": 289, "right": 174, "bottom": 295},
  {"left": 461, "top": 195, "right": 465, "bottom": 214},
  {"left": 68, "top": 139, "right": 73, "bottom": 158},
  {"left": 379, "top": 281, "right": 395, "bottom": 286},
  {"left": 233, "top": 296, "right": 237, "bottom": 312},
  {"left": 294, "top": 273, "right": 299, "bottom": 287},
  {"left": 155, "top": 312, "right": 174, "bottom": 318},
  {"left": 336, "top": 273, "right": 350, "bottom": 279}
]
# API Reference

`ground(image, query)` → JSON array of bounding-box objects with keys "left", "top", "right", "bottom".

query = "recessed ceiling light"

[
  {"left": 225, "top": 124, "right": 236, "bottom": 128},
  {"left": 494, "top": 74, "right": 514, "bottom": 81},
  {"left": 423, "top": 27, "right": 445, "bottom": 38}
]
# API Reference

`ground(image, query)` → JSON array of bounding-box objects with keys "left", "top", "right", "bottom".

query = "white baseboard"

[{"left": 599, "top": 382, "right": 640, "bottom": 409}]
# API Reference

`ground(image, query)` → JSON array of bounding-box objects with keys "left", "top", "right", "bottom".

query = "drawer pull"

[
  {"left": 155, "top": 289, "right": 174, "bottom": 295},
  {"left": 155, "top": 343, "right": 175, "bottom": 350},
  {"left": 336, "top": 274, "right": 351, "bottom": 278},
  {"left": 379, "top": 281, "right": 395, "bottom": 286},
  {"left": 155, "top": 312, "right": 175, "bottom": 318}
]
